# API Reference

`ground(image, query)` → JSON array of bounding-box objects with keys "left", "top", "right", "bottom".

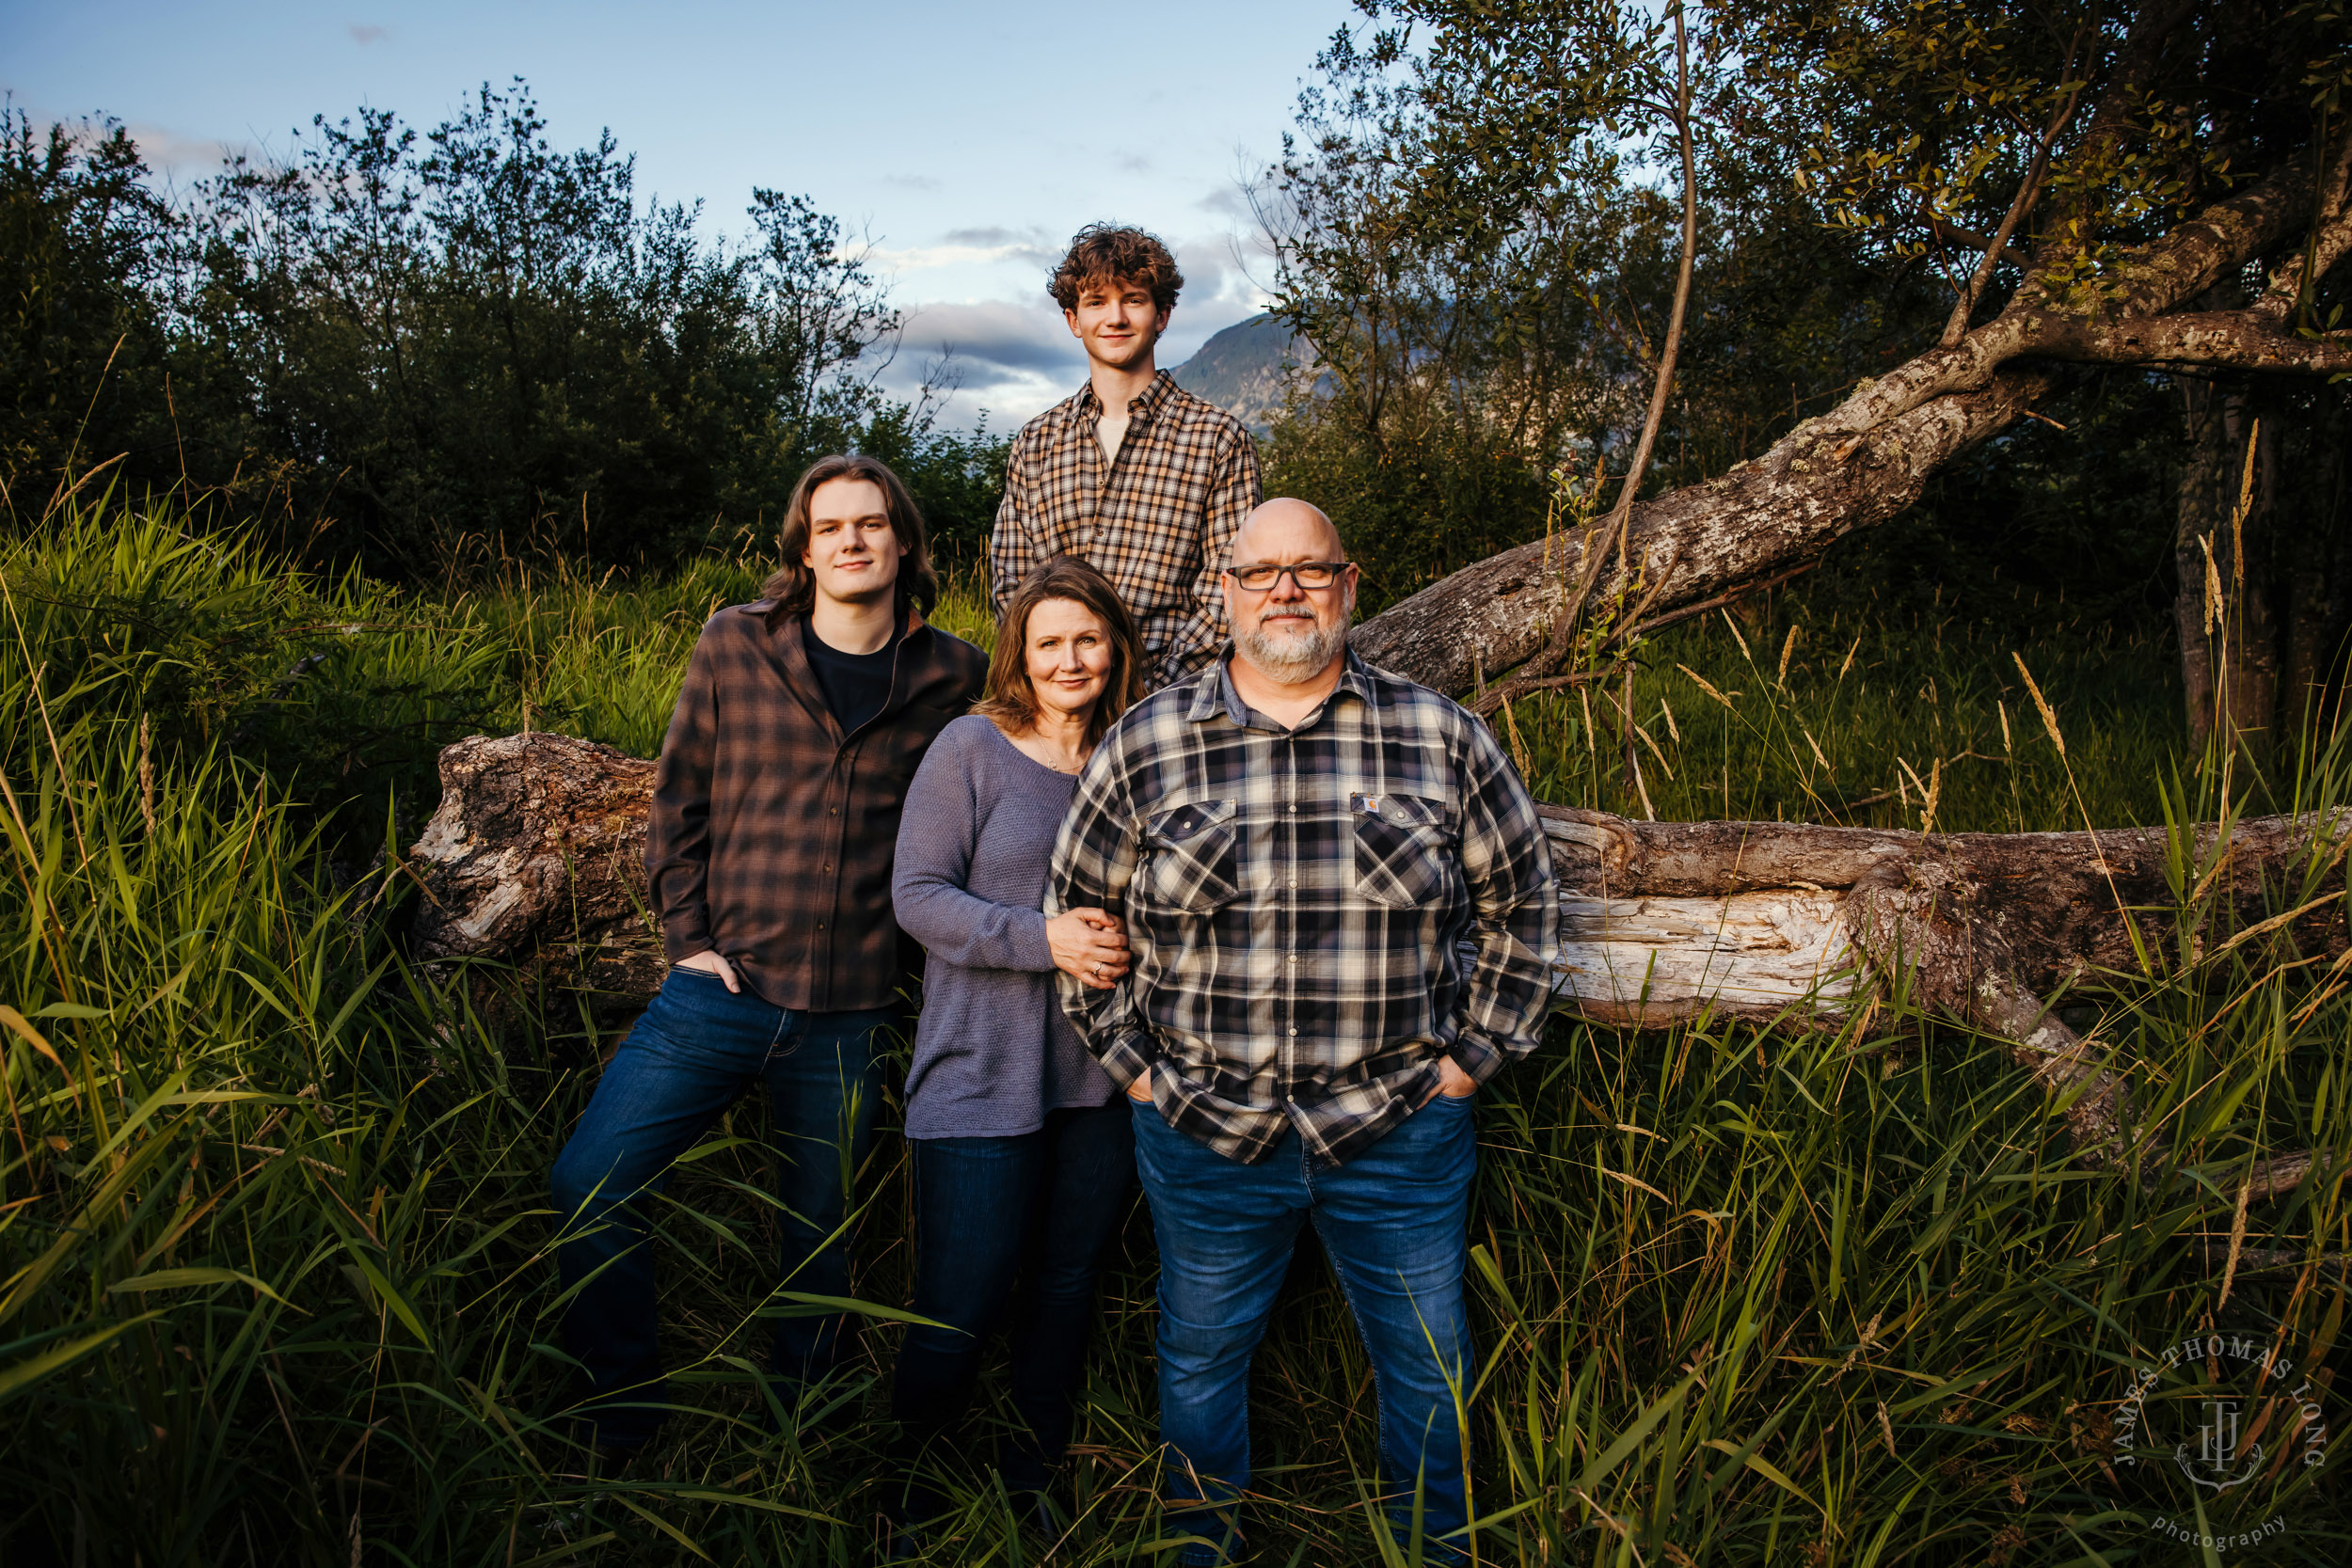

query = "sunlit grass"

[{"left": 1, "top": 498, "right": 2344, "bottom": 1564}]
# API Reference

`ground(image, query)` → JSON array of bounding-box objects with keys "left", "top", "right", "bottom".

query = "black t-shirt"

[{"left": 802, "top": 616, "right": 900, "bottom": 735}]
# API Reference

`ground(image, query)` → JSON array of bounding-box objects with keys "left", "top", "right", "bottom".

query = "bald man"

[{"left": 1048, "top": 499, "right": 1560, "bottom": 1563}]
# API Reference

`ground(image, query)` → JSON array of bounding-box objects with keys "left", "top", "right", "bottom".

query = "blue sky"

[{"left": 2, "top": 0, "right": 1356, "bottom": 425}]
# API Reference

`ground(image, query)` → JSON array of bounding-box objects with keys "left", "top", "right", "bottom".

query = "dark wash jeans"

[
  {"left": 550, "top": 967, "right": 893, "bottom": 1447},
  {"left": 890, "top": 1104, "right": 1136, "bottom": 1496},
  {"left": 1132, "top": 1091, "right": 1478, "bottom": 1565}
]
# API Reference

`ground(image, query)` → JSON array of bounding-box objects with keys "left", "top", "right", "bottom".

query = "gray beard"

[{"left": 1235, "top": 611, "right": 1350, "bottom": 684}]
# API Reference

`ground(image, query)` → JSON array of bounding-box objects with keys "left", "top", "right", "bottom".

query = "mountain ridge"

[{"left": 1168, "top": 313, "right": 1317, "bottom": 435}]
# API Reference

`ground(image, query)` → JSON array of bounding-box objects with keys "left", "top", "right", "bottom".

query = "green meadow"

[{"left": 1, "top": 497, "right": 2344, "bottom": 1566}]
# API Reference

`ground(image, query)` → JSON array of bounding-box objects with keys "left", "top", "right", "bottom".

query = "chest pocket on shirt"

[
  {"left": 1140, "top": 799, "right": 1240, "bottom": 914},
  {"left": 1352, "top": 793, "right": 1454, "bottom": 909}
]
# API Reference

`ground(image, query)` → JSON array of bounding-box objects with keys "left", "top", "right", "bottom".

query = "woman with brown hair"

[{"left": 885, "top": 554, "right": 1146, "bottom": 1528}]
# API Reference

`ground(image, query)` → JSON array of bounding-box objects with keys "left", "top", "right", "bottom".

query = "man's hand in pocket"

[
  {"left": 1420, "top": 1055, "right": 1476, "bottom": 1105},
  {"left": 675, "top": 950, "right": 741, "bottom": 993}
]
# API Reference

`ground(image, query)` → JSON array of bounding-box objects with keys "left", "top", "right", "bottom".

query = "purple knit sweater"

[{"left": 891, "top": 715, "right": 1117, "bottom": 1137}]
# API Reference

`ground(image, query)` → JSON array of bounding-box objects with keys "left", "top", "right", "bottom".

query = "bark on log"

[
  {"left": 1544, "top": 804, "right": 2347, "bottom": 1171},
  {"left": 406, "top": 733, "right": 665, "bottom": 1007},
  {"left": 407, "top": 731, "right": 2348, "bottom": 1183}
]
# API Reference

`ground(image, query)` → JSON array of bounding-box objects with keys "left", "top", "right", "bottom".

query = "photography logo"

[
  {"left": 2175, "top": 1389, "right": 2277, "bottom": 1491},
  {"left": 2113, "top": 1331, "right": 2332, "bottom": 1554}
]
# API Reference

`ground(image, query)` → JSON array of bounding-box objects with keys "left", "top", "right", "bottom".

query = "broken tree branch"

[{"left": 1350, "top": 138, "right": 2335, "bottom": 704}]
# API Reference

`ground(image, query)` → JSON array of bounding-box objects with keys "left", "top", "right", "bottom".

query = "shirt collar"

[
  {"left": 1188, "top": 644, "right": 1375, "bottom": 730},
  {"left": 754, "top": 593, "right": 928, "bottom": 641},
  {"left": 1073, "top": 368, "right": 1178, "bottom": 424}
]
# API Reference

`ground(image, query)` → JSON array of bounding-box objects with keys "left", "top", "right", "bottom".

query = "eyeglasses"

[{"left": 1226, "top": 561, "right": 1349, "bottom": 592}]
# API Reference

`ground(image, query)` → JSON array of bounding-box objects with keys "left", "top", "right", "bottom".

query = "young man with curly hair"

[{"left": 990, "top": 223, "right": 1263, "bottom": 691}]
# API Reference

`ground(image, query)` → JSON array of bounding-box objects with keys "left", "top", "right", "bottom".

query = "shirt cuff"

[
  {"left": 661, "top": 908, "right": 713, "bottom": 962},
  {"left": 1094, "top": 1028, "right": 1161, "bottom": 1091},
  {"left": 1447, "top": 1031, "right": 1509, "bottom": 1089},
  {"left": 1011, "top": 909, "right": 1057, "bottom": 972}
]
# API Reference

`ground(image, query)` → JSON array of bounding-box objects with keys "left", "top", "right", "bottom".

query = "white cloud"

[
  {"left": 1168, "top": 230, "right": 1277, "bottom": 317},
  {"left": 872, "top": 240, "right": 1043, "bottom": 275},
  {"left": 347, "top": 23, "right": 389, "bottom": 46},
  {"left": 125, "top": 121, "right": 247, "bottom": 182},
  {"left": 867, "top": 297, "right": 1073, "bottom": 427},
  {"left": 871, "top": 223, "right": 1059, "bottom": 277},
  {"left": 895, "top": 298, "right": 1082, "bottom": 383}
]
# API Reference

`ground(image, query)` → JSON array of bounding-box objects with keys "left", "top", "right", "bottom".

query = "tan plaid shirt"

[{"left": 990, "top": 371, "right": 1262, "bottom": 689}]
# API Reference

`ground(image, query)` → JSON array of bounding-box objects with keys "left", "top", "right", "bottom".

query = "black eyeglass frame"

[{"left": 1223, "top": 561, "right": 1353, "bottom": 592}]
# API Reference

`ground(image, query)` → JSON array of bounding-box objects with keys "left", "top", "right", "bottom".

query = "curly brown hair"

[
  {"left": 973, "top": 556, "right": 1147, "bottom": 748},
  {"left": 1047, "top": 223, "right": 1184, "bottom": 314},
  {"left": 759, "top": 453, "right": 940, "bottom": 616}
]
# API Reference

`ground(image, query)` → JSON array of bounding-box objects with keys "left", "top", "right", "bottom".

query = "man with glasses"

[
  {"left": 1048, "top": 499, "right": 1560, "bottom": 1563},
  {"left": 990, "top": 223, "right": 1261, "bottom": 690}
]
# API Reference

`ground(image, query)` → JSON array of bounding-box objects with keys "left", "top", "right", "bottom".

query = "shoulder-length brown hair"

[
  {"left": 759, "top": 453, "right": 940, "bottom": 616},
  {"left": 974, "top": 556, "right": 1147, "bottom": 747}
]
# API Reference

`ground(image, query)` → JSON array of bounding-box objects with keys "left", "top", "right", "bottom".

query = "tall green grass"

[
  {"left": 1497, "top": 601, "right": 2182, "bottom": 835},
  {"left": 2, "top": 498, "right": 2344, "bottom": 1565}
]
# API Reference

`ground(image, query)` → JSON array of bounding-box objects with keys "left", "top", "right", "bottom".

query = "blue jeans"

[
  {"left": 550, "top": 968, "right": 894, "bottom": 1447},
  {"left": 889, "top": 1103, "right": 1136, "bottom": 1496},
  {"left": 1132, "top": 1091, "right": 1478, "bottom": 1564}
]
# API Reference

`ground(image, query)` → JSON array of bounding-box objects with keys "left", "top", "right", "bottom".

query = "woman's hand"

[
  {"left": 675, "top": 950, "right": 741, "bottom": 993},
  {"left": 1048, "top": 908, "right": 1130, "bottom": 989}
]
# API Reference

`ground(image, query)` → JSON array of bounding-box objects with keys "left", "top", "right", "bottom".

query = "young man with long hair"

[
  {"left": 990, "top": 223, "right": 1262, "bottom": 690},
  {"left": 551, "top": 453, "right": 986, "bottom": 1454}
]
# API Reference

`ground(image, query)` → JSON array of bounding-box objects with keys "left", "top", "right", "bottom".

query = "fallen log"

[
  {"left": 406, "top": 733, "right": 665, "bottom": 1010},
  {"left": 408, "top": 733, "right": 2346, "bottom": 1186},
  {"left": 1543, "top": 804, "right": 2347, "bottom": 1175}
]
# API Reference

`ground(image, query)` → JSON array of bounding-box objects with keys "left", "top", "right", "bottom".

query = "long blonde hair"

[{"left": 974, "top": 556, "right": 1146, "bottom": 748}]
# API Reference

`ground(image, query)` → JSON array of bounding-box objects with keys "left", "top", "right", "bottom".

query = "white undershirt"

[{"left": 1095, "top": 412, "right": 1130, "bottom": 468}]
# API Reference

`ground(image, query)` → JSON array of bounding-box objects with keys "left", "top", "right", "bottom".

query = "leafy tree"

[
  {"left": 1279, "top": 0, "right": 2352, "bottom": 752},
  {"left": 3, "top": 81, "right": 1009, "bottom": 579},
  {"left": 176, "top": 81, "right": 906, "bottom": 573},
  {"left": 0, "top": 109, "right": 179, "bottom": 504}
]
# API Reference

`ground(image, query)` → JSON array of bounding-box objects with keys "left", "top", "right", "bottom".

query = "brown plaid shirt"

[
  {"left": 990, "top": 370, "right": 1262, "bottom": 689},
  {"left": 646, "top": 599, "right": 987, "bottom": 1012}
]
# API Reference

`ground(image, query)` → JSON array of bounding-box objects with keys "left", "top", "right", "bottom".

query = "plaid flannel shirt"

[
  {"left": 1048, "top": 649, "right": 1559, "bottom": 1164},
  {"left": 646, "top": 599, "right": 987, "bottom": 1012},
  {"left": 990, "top": 371, "right": 1262, "bottom": 689}
]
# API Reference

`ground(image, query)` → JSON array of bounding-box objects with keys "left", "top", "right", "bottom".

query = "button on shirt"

[
  {"left": 989, "top": 370, "right": 1262, "bottom": 690},
  {"left": 1048, "top": 649, "right": 1560, "bottom": 1164}
]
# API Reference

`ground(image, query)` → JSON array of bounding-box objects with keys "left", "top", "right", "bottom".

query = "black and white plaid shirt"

[
  {"left": 990, "top": 371, "right": 1262, "bottom": 689},
  {"left": 1048, "top": 649, "right": 1559, "bottom": 1164}
]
